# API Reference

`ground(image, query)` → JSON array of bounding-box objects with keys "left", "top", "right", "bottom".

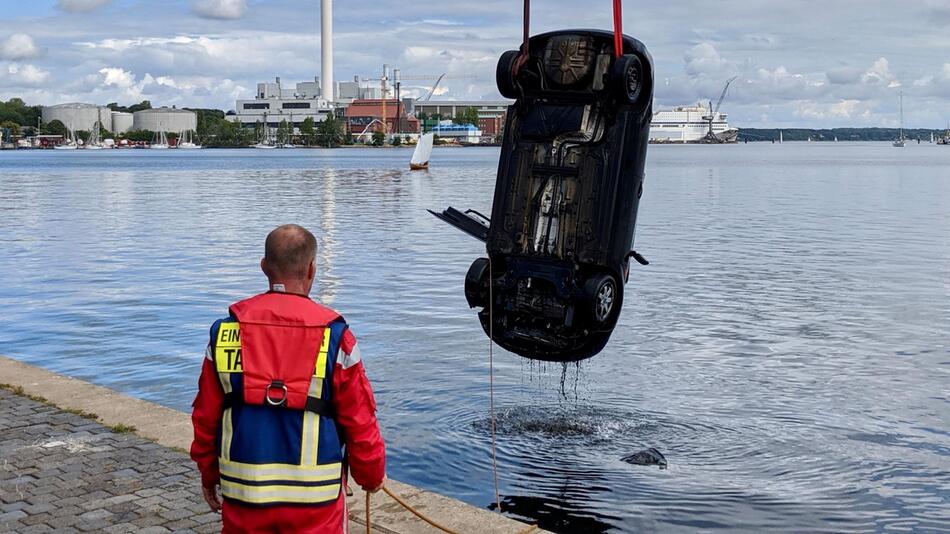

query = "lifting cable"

[
  {"left": 612, "top": 0, "right": 624, "bottom": 57},
  {"left": 515, "top": 0, "right": 625, "bottom": 74},
  {"left": 365, "top": 3, "right": 627, "bottom": 533},
  {"left": 362, "top": 261, "right": 534, "bottom": 533}
]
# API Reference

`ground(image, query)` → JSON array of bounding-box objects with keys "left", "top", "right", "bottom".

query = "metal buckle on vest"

[{"left": 265, "top": 380, "right": 288, "bottom": 406}]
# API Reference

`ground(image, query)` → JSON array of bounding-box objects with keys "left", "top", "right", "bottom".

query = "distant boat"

[
  {"left": 54, "top": 128, "right": 79, "bottom": 150},
  {"left": 178, "top": 130, "right": 201, "bottom": 149},
  {"left": 151, "top": 127, "right": 170, "bottom": 149},
  {"left": 938, "top": 125, "right": 950, "bottom": 146},
  {"left": 252, "top": 113, "right": 276, "bottom": 149},
  {"left": 84, "top": 121, "right": 105, "bottom": 150},
  {"left": 410, "top": 133, "right": 434, "bottom": 170},
  {"left": 893, "top": 90, "right": 905, "bottom": 148}
]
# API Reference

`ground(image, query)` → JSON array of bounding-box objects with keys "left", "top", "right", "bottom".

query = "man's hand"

[
  {"left": 202, "top": 485, "right": 222, "bottom": 513},
  {"left": 362, "top": 476, "right": 386, "bottom": 494}
]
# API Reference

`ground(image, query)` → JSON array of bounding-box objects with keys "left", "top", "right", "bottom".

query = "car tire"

[
  {"left": 609, "top": 54, "right": 644, "bottom": 105},
  {"left": 584, "top": 273, "right": 620, "bottom": 325},
  {"left": 465, "top": 258, "right": 491, "bottom": 308},
  {"left": 496, "top": 50, "right": 522, "bottom": 99}
]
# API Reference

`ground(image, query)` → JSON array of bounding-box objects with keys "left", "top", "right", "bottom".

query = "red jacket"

[{"left": 191, "top": 293, "right": 385, "bottom": 533}]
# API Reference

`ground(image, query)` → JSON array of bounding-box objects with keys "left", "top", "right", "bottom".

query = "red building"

[
  {"left": 478, "top": 114, "right": 507, "bottom": 138},
  {"left": 345, "top": 99, "right": 420, "bottom": 135}
]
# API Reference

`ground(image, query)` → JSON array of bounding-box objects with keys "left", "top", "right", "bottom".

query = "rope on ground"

[{"left": 364, "top": 485, "right": 538, "bottom": 534}]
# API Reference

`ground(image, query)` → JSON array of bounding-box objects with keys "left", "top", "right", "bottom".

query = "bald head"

[{"left": 263, "top": 224, "right": 318, "bottom": 281}]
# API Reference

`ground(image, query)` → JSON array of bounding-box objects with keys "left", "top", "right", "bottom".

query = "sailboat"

[
  {"left": 54, "top": 127, "right": 79, "bottom": 150},
  {"left": 410, "top": 133, "right": 434, "bottom": 170},
  {"left": 151, "top": 124, "right": 170, "bottom": 149},
  {"left": 280, "top": 114, "right": 296, "bottom": 148},
  {"left": 252, "top": 113, "right": 276, "bottom": 149},
  {"left": 84, "top": 121, "right": 105, "bottom": 150},
  {"left": 893, "top": 90, "right": 905, "bottom": 147},
  {"left": 178, "top": 130, "right": 201, "bottom": 149},
  {"left": 938, "top": 124, "right": 950, "bottom": 146}
]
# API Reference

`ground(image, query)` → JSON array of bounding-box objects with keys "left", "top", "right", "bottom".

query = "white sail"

[{"left": 411, "top": 133, "right": 434, "bottom": 167}]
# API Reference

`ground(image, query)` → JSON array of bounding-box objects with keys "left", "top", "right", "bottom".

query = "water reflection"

[{"left": 317, "top": 167, "right": 340, "bottom": 305}]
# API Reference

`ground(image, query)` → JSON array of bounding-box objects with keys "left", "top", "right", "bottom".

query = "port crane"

[{"left": 703, "top": 76, "right": 738, "bottom": 142}]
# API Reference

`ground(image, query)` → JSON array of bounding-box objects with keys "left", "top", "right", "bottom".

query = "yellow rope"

[{"left": 364, "top": 485, "right": 537, "bottom": 534}]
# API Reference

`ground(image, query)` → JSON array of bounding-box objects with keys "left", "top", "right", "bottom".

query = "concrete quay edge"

[{"left": 0, "top": 355, "right": 545, "bottom": 534}]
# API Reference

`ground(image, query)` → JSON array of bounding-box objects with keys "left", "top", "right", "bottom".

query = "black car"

[{"left": 431, "top": 29, "right": 653, "bottom": 361}]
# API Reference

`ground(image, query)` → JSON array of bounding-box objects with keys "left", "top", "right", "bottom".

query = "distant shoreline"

[{"left": 738, "top": 127, "right": 948, "bottom": 142}]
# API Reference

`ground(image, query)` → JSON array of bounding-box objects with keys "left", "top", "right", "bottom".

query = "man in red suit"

[{"left": 191, "top": 224, "right": 386, "bottom": 533}]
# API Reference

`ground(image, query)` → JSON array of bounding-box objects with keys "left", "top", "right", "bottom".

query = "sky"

[{"left": 2, "top": 0, "right": 950, "bottom": 128}]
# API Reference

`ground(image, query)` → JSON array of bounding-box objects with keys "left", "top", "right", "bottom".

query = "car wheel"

[
  {"left": 465, "top": 258, "right": 490, "bottom": 308},
  {"left": 585, "top": 273, "right": 619, "bottom": 324},
  {"left": 609, "top": 54, "right": 644, "bottom": 104},
  {"left": 496, "top": 50, "right": 522, "bottom": 99}
]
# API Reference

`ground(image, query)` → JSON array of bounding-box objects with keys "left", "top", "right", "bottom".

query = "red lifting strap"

[
  {"left": 613, "top": 0, "right": 624, "bottom": 57},
  {"left": 515, "top": 0, "right": 624, "bottom": 74}
]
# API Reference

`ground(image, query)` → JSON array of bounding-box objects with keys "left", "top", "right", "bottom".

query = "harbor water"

[{"left": 0, "top": 144, "right": 948, "bottom": 532}]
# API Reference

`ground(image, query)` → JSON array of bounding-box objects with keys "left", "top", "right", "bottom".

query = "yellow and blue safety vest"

[{"left": 210, "top": 295, "right": 348, "bottom": 506}]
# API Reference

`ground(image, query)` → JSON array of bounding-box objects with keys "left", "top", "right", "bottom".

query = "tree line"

[{"left": 737, "top": 127, "right": 949, "bottom": 142}]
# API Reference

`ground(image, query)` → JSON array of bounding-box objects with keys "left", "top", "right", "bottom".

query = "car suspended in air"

[{"left": 431, "top": 28, "right": 654, "bottom": 361}]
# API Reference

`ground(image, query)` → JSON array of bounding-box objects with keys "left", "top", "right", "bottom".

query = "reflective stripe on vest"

[{"left": 212, "top": 315, "right": 344, "bottom": 506}]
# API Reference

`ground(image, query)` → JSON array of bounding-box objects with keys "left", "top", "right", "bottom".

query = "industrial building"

[
  {"left": 344, "top": 99, "right": 420, "bottom": 136},
  {"left": 427, "top": 122, "right": 483, "bottom": 143},
  {"left": 132, "top": 107, "right": 197, "bottom": 133},
  {"left": 231, "top": 77, "right": 335, "bottom": 132},
  {"left": 41, "top": 103, "right": 113, "bottom": 133},
  {"left": 111, "top": 112, "right": 133, "bottom": 134},
  {"left": 414, "top": 100, "right": 511, "bottom": 121}
]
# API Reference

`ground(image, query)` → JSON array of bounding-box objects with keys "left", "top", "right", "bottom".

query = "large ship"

[{"left": 649, "top": 104, "right": 739, "bottom": 144}]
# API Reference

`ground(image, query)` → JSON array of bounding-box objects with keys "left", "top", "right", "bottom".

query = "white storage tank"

[
  {"left": 132, "top": 107, "right": 198, "bottom": 133},
  {"left": 42, "top": 103, "right": 112, "bottom": 132},
  {"left": 111, "top": 111, "right": 133, "bottom": 134}
]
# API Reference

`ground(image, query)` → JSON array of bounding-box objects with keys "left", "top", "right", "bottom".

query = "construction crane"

[
  {"left": 703, "top": 76, "right": 738, "bottom": 142},
  {"left": 422, "top": 74, "right": 447, "bottom": 102},
  {"left": 358, "top": 67, "right": 476, "bottom": 134}
]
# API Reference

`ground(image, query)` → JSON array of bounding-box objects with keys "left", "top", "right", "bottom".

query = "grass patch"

[
  {"left": 2, "top": 382, "right": 140, "bottom": 437},
  {"left": 109, "top": 424, "right": 137, "bottom": 434},
  {"left": 0, "top": 383, "right": 50, "bottom": 404},
  {"left": 62, "top": 407, "right": 101, "bottom": 421}
]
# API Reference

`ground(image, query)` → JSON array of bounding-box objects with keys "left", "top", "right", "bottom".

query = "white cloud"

[
  {"left": 192, "top": 0, "right": 248, "bottom": 20},
  {"left": 5, "top": 64, "right": 51, "bottom": 86},
  {"left": 98, "top": 67, "right": 137, "bottom": 89},
  {"left": 796, "top": 99, "right": 872, "bottom": 121},
  {"left": 0, "top": 34, "right": 44, "bottom": 61},
  {"left": 862, "top": 57, "right": 896, "bottom": 86},
  {"left": 82, "top": 66, "right": 247, "bottom": 108},
  {"left": 683, "top": 43, "right": 729, "bottom": 76},
  {"left": 56, "top": 0, "right": 112, "bottom": 13}
]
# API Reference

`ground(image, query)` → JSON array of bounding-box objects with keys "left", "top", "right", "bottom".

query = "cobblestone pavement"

[{"left": 0, "top": 387, "right": 221, "bottom": 533}]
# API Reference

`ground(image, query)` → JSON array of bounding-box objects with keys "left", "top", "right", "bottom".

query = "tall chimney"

[{"left": 321, "top": 0, "right": 333, "bottom": 102}]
